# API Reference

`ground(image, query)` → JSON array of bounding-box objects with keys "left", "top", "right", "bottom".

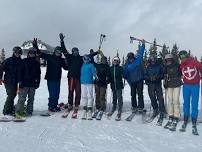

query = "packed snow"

[{"left": 0, "top": 68, "right": 202, "bottom": 152}]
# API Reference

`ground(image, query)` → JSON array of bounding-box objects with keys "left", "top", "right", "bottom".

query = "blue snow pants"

[
  {"left": 183, "top": 84, "right": 200, "bottom": 119},
  {"left": 47, "top": 81, "right": 60, "bottom": 109}
]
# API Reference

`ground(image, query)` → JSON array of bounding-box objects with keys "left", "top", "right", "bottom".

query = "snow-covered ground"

[{"left": 0, "top": 68, "right": 202, "bottom": 152}]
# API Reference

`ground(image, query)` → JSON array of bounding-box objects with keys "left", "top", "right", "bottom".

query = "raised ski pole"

[
  {"left": 97, "top": 34, "right": 106, "bottom": 63},
  {"left": 130, "top": 36, "right": 167, "bottom": 48}
]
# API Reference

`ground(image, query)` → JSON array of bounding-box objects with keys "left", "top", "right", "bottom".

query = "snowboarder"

[
  {"left": 33, "top": 38, "right": 68, "bottom": 112},
  {"left": 60, "top": 33, "right": 100, "bottom": 118},
  {"left": 0, "top": 46, "right": 22, "bottom": 118},
  {"left": 144, "top": 55, "right": 165, "bottom": 125},
  {"left": 163, "top": 54, "right": 182, "bottom": 131},
  {"left": 80, "top": 55, "right": 96, "bottom": 120},
  {"left": 15, "top": 47, "right": 41, "bottom": 119},
  {"left": 107, "top": 56, "right": 124, "bottom": 121},
  {"left": 178, "top": 50, "right": 202, "bottom": 135},
  {"left": 124, "top": 40, "right": 145, "bottom": 113},
  {"left": 93, "top": 54, "right": 110, "bottom": 120}
]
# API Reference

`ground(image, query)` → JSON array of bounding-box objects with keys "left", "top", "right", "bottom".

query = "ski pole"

[
  {"left": 130, "top": 36, "right": 169, "bottom": 48},
  {"left": 97, "top": 34, "right": 106, "bottom": 62}
]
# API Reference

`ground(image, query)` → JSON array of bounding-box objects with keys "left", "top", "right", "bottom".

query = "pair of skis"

[
  {"left": 62, "top": 109, "right": 78, "bottom": 119},
  {"left": 0, "top": 115, "right": 26, "bottom": 122},
  {"left": 125, "top": 109, "right": 147, "bottom": 122}
]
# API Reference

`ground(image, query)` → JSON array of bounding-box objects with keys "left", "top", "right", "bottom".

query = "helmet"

[
  {"left": 90, "top": 49, "right": 94, "bottom": 54},
  {"left": 165, "top": 54, "right": 173, "bottom": 60},
  {"left": 72, "top": 47, "right": 79, "bottom": 56},
  {"left": 13, "top": 46, "right": 22, "bottom": 55},
  {"left": 178, "top": 50, "right": 188, "bottom": 60},
  {"left": 112, "top": 56, "right": 120, "bottom": 65},
  {"left": 83, "top": 54, "right": 91, "bottom": 63}
]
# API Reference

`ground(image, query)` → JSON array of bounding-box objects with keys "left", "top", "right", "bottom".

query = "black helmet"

[
  {"left": 178, "top": 50, "right": 188, "bottom": 60},
  {"left": 13, "top": 46, "right": 22, "bottom": 55}
]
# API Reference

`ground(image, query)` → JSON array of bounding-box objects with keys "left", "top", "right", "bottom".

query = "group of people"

[{"left": 0, "top": 34, "right": 202, "bottom": 135}]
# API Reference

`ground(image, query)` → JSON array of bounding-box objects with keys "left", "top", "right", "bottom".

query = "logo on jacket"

[{"left": 182, "top": 67, "right": 197, "bottom": 80}]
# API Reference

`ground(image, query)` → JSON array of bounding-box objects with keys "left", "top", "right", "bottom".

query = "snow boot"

[
  {"left": 115, "top": 113, "right": 121, "bottom": 121},
  {"left": 179, "top": 116, "right": 188, "bottom": 132},
  {"left": 192, "top": 118, "right": 199, "bottom": 135},
  {"left": 164, "top": 116, "right": 173, "bottom": 129},
  {"left": 96, "top": 111, "right": 104, "bottom": 120},
  {"left": 169, "top": 117, "right": 179, "bottom": 131},
  {"left": 87, "top": 107, "right": 93, "bottom": 120},
  {"left": 156, "top": 113, "right": 164, "bottom": 126},
  {"left": 92, "top": 110, "right": 99, "bottom": 118}
]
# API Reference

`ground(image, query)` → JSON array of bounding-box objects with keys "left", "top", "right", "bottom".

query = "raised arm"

[{"left": 59, "top": 33, "right": 70, "bottom": 58}]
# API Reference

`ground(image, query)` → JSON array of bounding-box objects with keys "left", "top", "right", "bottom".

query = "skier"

[
  {"left": 93, "top": 55, "right": 110, "bottom": 120},
  {"left": 144, "top": 55, "right": 165, "bottom": 125},
  {"left": 107, "top": 56, "right": 124, "bottom": 121},
  {"left": 15, "top": 47, "right": 41, "bottom": 119},
  {"left": 178, "top": 50, "right": 202, "bottom": 135},
  {"left": 33, "top": 38, "right": 68, "bottom": 112},
  {"left": 163, "top": 54, "right": 182, "bottom": 131},
  {"left": 124, "top": 40, "right": 145, "bottom": 113},
  {"left": 60, "top": 33, "right": 100, "bottom": 118},
  {"left": 80, "top": 55, "right": 96, "bottom": 120},
  {"left": 0, "top": 46, "right": 22, "bottom": 119}
]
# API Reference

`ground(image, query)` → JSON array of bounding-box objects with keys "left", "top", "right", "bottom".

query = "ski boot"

[
  {"left": 132, "top": 107, "right": 138, "bottom": 114},
  {"left": 107, "top": 105, "right": 116, "bottom": 117},
  {"left": 96, "top": 111, "right": 104, "bottom": 120},
  {"left": 192, "top": 118, "right": 199, "bottom": 136},
  {"left": 164, "top": 116, "right": 173, "bottom": 129},
  {"left": 169, "top": 117, "right": 178, "bottom": 131},
  {"left": 156, "top": 113, "right": 164, "bottom": 126},
  {"left": 82, "top": 106, "right": 87, "bottom": 120}
]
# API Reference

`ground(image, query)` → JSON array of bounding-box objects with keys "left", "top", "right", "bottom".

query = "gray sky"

[{"left": 0, "top": 0, "right": 202, "bottom": 58}]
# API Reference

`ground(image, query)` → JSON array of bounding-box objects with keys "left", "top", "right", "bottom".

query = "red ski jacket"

[{"left": 180, "top": 58, "right": 202, "bottom": 84}]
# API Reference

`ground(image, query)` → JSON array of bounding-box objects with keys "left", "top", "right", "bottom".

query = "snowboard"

[{"left": 13, "top": 118, "right": 26, "bottom": 122}]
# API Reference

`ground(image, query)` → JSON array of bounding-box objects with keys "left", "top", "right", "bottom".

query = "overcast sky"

[{"left": 0, "top": 0, "right": 202, "bottom": 58}]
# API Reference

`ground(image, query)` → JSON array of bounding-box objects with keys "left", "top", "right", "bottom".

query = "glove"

[
  {"left": 18, "top": 82, "right": 23, "bottom": 89},
  {"left": 32, "top": 38, "right": 38, "bottom": 48},
  {"left": 34, "top": 83, "right": 39, "bottom": 89},
  {"left": 59, "top": 33, "right": 65, "bottom": 41},
  {"left": 0, "top": 79, "right": 4, "bottom": 85}
]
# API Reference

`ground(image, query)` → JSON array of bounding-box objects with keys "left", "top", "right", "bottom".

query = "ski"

[
  {"left": 40, "top": 112, "right": 51, "bottom": 117},
  {"left": 179, "top": 124, "right": 187, "bottom": 132},
  {"left": 92, "top": 110, "right": 99, "bottom": 119},
  {"left": 0, "top": 115, "right": 14, "bottom": 122},
  {"left": 61, "top": 110, "right": 71, "bottom": 118},
  {"left": 13, "top": 117, "right": 26, "bottom": 122},
  {"left": 96, "top": 111, "right": 104, "bottom": 120},
  {"left": 72, "top": 110, "right": 78, "bottom": 119},
  {"left": 192, "top": 126, "right": 199, "bottom": 136}
]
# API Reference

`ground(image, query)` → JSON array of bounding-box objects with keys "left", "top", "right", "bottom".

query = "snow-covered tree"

[
  {"left": 149, "top": 38, "right": 158, "bottom": 58},
  {"left": 108, "top": 56, "right": 111, "bottom": 66},
  {"left": 0, "top": 48, "right": 5, "bottom": 63},
  {"left": 171, "top": 44, "right": 179, "bottom": 63},
  {"left": 159, "top": 44, "right": 168, "bottom": 60}
]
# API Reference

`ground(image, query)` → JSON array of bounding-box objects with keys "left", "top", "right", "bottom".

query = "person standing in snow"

[
  {"left": 0, "top": 47, "right": 22, "bottom": 117},
  {"left": 163, "top": 54, "right": 182, "bottom": 131},
  {"left": 80, "top": 55, "right": 96, "bottom": 120},
  {"left": 178, "top": 50, "right": 202, "bottom": 135},
  {"left": 33, "top": 38, "right": 68, "bottom": 112},
  {"left": 107, "top": 56, "right": 124, "bottom": 121},
  {"left": 124, "top": 40, "right": 145, "bottom": 113},
  {"left": 144, "top": 55, "right": 165, "bottom": 126},
  {"left": 60, "top": 33, "right": 100, "bottom": 118},
  {"left": 15, "top": 47, "right": 41, "bottom": 118},
  {"left": 93, "top": 54, "right": 110, "bottom": 120}
]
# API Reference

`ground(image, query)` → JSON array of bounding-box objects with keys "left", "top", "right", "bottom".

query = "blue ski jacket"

[{"left": 80, "top": 63, "right": 96, "bottom": 84}]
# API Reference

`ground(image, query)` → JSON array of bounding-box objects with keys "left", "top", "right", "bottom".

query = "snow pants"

[
  {"left": 95, "top": 85, "right": 107, "bottom": 111},
  {"left": 148, "top": 83, "right": 165, "bottom": 113},
  {"left": 130, "top": 80, "right": 144, "bottom": 109},
  {"left": 68, "top": 77, "right": 81, "bottom": 107},
  {"left": 81, "top": 84, "right": 94, "bottom": 108},
  {"left": 167, "top": 87, "right": 181, "bottom": 118},
  {"left": 183, "top": 84, "right": 200, "bottom": 119},
  {"left": 3, "top": 83, "right": 17, "bottom": 115},
  {"left": 16, "top": 87, "right": 35, "bottom": 115},
  {"left": 47, "top": 81, "right": 60, "bottom": 109},
  {"left": 112, "top": 89, "right": 123, "bottom": 113}
]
